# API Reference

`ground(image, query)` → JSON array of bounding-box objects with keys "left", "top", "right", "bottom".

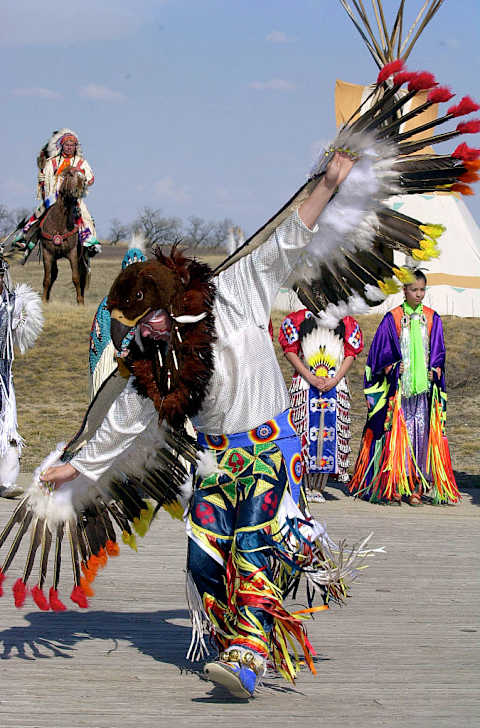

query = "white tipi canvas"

[
  {"left": 374, "top": 192, "right": 480, "bottom": 317},
  {"left": 273, "top": 75, "right": 480, "bottom": 318}
]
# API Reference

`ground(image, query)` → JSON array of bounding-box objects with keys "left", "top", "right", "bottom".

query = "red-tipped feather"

[
  {"left": 465, "top": 160, "right": 480, "bottom": 170},
  {"left": 87, "top": 554, "right": 100, "bottom": 572},
  {"left": 448, "top": 96, "right": 480, "bottom": 118},
  {"left": 0, "top": 569, "right": 5, "bottom": 597},
  {"left": 80, "top": 577, "right": 95, "bottom": 597},
  {"left": 452, "top": 183, "right": 474, "bottom": 195},
  {"left": 452, "top": 143, "right": 480, "bottom": 161},
  {"left": 460, "top": 170, "right": 480, "bottom": 183},
  {"left": 377, "top": 59, "right": 404, "bottom": 84},
  {"left": 12, "top": 578, "right": 27, "bottom": 608},
  {"left": 82, "top": 565, "right": 96, "bottom": 583},
  {"left": 393, "top": 71, "right": 416, "bottom": 86},
  {"left": 70, "top": 585, "right": 89, "bottom": 608},
  {"left": 106, "top": 540, "right": 120, "bottom": 556},
  {"left": 428, "top": 87, "right": 454, "bottom": 104},
  {"left": 96, "top": 547, "right": 108, "bottom": 568},
  {"left": 49, "top": 587, "right": 67, "bottom": 611},
  {"left": 408, "top": 72, "right": 437, "bottom": 91},
  {"left": 31, "top": 585, "right": 50, "bottom": 611},
  {"left": 456, "top": 120, "right": 480, "bottom": 134}
]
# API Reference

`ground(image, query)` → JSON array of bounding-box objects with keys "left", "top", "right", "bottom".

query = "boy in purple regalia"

[{"left": 349, "top": 270, "right": 459, "bottom": 506}]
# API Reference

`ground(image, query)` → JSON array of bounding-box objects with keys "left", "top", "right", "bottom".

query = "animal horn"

[{"left": 171, "top": 313, "right": 207, "bottom": 323}]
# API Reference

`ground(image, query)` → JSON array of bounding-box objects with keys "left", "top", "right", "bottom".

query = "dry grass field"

[{"left": 8, "top": 246, "right": 480, "bottom": 485}]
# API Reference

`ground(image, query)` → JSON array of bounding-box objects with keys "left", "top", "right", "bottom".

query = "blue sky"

[{"left": 1, "top": 0, "right": 479, "bottom": 238}]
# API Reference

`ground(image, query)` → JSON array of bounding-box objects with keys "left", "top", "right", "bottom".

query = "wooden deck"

[{"left": 0, "top": 477, "right": 478, "bottom": 728}]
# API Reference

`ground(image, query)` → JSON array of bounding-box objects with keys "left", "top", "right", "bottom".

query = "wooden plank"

[{"left": 0, "top": 479, "right": 478, "bottom": 727}]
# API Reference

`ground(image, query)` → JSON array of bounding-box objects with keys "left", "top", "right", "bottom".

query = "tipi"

[
  {"left": 275, "top": 0, "right": 480, "bottom": 316},
  {"left": 336, "top": 0, "right": 480, "bottom": 317}
]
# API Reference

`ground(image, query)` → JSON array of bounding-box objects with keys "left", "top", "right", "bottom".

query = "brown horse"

[{"left": 25, "top": 167, "right": 90, "bottom": 304}]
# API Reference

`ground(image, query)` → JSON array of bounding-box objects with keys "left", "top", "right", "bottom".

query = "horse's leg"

[
  {"left": 79, "top": 248, "right": 89, "bottom": 301},
  {"left": 49, "top": 258, "right": 59, "bottom": 301},
  {"left": 68, "top": 245, "right": 83, "bottom": 305},
  {"left": 42, "top": 247, "right": 54, "bottom": 302}
]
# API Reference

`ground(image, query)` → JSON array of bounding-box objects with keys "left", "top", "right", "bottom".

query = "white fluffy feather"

[
  {"left": 26, "top": 442, "right": 98, "bottom": 526},
  {"left": 364, "top": 283, "right": 386, "bottom": 302},
  {"left": 301, "top": 326, "right": 344, "bottom": 366},
  {"left": 302, "top": 132, "right": 399, "bottom": 280},
  {"left": 178, "top": 476, "right": 194, "bottom": 510},
  {"left": 0, "top": 442, "right": 20, "bottom": 485},
  {"left": 128, "top": 231, "right": 147, "bottom": 255},
  {"left": 196, "top": 449, "right": 222, "bottom": 478},
  {"left": 347, "top": 293, "right": 371, "bottom": 316},
  {"left": 317, "top": 305, "right": 343, "bottom": 330},
  {"left": 12, "top": 284, "right": 43, "bottom": 354}
]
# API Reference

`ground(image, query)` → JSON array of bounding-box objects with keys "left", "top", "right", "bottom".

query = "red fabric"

[
  {"left": 343, "top": 316, "right": 364, "bottom": 358},
  {"left": 278, "top": 309, "right": 308, "bottom": 355}
]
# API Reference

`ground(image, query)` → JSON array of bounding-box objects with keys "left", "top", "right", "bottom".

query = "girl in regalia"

[
  {"left": 349, "top": 270, "right": 459, "bottom": 506},
  {"left": 279, "top": 308, "right": 363, "bottom": 502}
]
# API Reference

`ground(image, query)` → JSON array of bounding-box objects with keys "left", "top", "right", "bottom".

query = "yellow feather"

[
  {"left": 121, "top": 530, "right": 138, "bottom": 552},
  {"left": 419, "top": 223, "right": 445, "bottom": 240},
  {"left": 133, "top": 502, "right": 156, "bottom": 536},
  {"left": 378, "top": 277, "right": 400, "bottom": 295},
  {"left": 393, "top": 267, "right": 415, "bottom": 284},
  {"left": 412, "top": 249, "right": 428, "bottom": 261},
  {"left": 162, "top": 501, "right": 184, "bottom": 521}
]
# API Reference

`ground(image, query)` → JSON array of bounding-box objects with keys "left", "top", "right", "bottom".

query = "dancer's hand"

[
  {"left": 308, "top": 373, "right": 326, "bottom": 389},
  {"left": 318, "top": 376, "right": 338, "bottom": 393},
  {"left": 298, "top": 152, "right": 356, "bottom": 229},
  {"left": 40, "top": 463, "right": 79, "bottom": 490},
  {"left": 324, "top": 152, "right": 355, "bottom": 190},
  {"left": 399, "top": 362, "right": 405, "bottom": 374}
]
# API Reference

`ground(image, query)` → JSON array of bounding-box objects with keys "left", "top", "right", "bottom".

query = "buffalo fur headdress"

[{"left": 107, "top": 245, "right": 216, "bottom": 428}]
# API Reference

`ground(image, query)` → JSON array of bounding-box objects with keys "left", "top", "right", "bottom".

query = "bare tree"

[
  {"left": 12, "top": 207, "right": 30, "bottom": 227},
  {"left": 132, "top": 207, "right": 182, "bottom": 249},
  {"left": 183, "top": 216, "right": 216, "bottom": 249},
  {"left": 109, "top": 218, "right": 130, "bottom": 245},
  {"left": 183, "top": 216, "right": 237, "bottom": 249},
  {"left": 0, "top": 205, "right": 11, "bottom": 238},
  {"left": 212, "top": 218, "right": 237, "bottom": 249},
  {"left": 0, "top": 205, "right": 30, "bottom": 239}
]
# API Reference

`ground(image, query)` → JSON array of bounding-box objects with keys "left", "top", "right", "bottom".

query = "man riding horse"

[{"left": 15, "top": 129, "right": 100, "bottom": 259}]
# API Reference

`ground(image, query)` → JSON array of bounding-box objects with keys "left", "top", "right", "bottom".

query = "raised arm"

[{"left": 219, "top": 153, "right": 356, "bottom": 326}]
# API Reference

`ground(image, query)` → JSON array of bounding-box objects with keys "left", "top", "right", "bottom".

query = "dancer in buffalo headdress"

[
  {"left": 39, "top": 154, "right": 369, "bottom": 696},
  {"left": 0, "top": 59, "right": 478, "bottom": 699},
  {"left": 349, "top": 270, "right": 459, "bottom": 506}
]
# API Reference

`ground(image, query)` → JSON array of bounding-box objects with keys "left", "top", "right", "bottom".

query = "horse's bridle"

[{"left": 40, "top": 206, "right": 79, "bottom": 245}]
